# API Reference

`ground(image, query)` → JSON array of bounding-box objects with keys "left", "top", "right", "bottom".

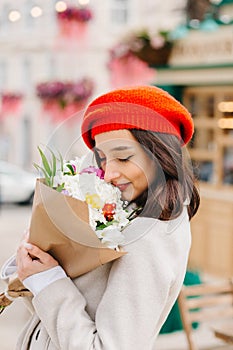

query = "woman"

[{"left": 15, "top": 85, "right": 199, "bottom": 349}]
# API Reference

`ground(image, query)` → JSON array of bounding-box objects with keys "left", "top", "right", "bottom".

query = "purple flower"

[
  {"left": 57, "top": 6, "right": 93, "bottom": 23},
  {"left": 80, "top": 166, "right": 105, "bottom": 179},
  {"left": 36, "top": 78, "right": 94, "bottom": 104},
  {"left": 61, "top": 189, "right": 70, "bottom": 196},
  {"left": 36, "top": 82, "right": 65, "bottom": 99}
]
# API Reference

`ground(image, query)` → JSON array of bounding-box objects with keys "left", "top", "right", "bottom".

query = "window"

[
  {"left": 183, "top": 86, "right": 233, "bottom": 186},
  {"left": 111, "top": 0, "right": 129, "bottom": 25}
]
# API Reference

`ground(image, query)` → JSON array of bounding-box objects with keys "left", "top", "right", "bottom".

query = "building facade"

[
  {"left": 0, "top": 0, "right": 184, "bottom": 167},
  {"left": 153, "top": 0, "right": 233, "bottom": 278}
]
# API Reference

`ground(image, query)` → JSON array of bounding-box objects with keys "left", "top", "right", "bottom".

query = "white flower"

[
  {"left": 96, "top": 226, "right": 126, "bottom": 250},
  {"left": 60, "top": 174, "right": 85, "bottom": 200},
  {"left": 114, "top": 209, "right": 130, "bottom": 228},
  {"left": 95, "top": 177, "right": 121, "bottom": 204},
  {"left": 88, "top": 206, "right": 107, "bottom": 231},
  {"left": 53, "top": 170, "right": 64, "bottom": 188}
]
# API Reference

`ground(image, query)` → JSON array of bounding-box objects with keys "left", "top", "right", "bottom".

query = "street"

[{"left": 0, "top": 204, "right": 32, "bottom": 350}]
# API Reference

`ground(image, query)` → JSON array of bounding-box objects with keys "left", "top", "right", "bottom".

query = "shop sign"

[{"left": 170, "top": 25, "right": 233, "bottom": 66}]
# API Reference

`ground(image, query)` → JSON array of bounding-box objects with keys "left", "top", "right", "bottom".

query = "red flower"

[{"left": 103, "top": 203, "right": 116, "bottom": 221}]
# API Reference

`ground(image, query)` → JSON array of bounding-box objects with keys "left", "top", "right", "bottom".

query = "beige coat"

[{"left": 16, "top": 209, "right": 191, "bottom": 350}]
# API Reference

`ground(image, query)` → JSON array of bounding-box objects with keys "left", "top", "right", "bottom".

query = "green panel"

[
  {"left": 159, "top": 270, "right": 202, "bottom": 334},
  {"left": 154, "top": 85, "right": 184, "bottom": 103},
  {"left": 217, "top": 0, "right": 233, "bottom": 6}
]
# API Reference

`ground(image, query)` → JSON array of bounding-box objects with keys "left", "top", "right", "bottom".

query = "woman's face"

[{"left": 94, "top": 129, "right": 156, "bottom": 201}]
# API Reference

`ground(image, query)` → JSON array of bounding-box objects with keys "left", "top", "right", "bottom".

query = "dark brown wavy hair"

[{"left": 130, "top": 129, "right": 200, "bottom": 221}]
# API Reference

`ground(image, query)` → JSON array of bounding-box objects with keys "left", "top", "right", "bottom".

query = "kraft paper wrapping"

[
  {"left": 0, "top": 273, "right": 32, "bottom": 310},
  {"left": 1, "top": 177, "right": 126, "bottom": 309},
  {"left": 28, "top": 179, "right": 126, "bottom": 278}
]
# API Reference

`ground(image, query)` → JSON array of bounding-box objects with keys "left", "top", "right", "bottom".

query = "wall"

[{"left": 0, "top": 0, "right": 186, "bottom": 168}]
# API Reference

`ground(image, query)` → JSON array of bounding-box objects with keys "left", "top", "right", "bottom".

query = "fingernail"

[
  {"left": 23, "top": 242, "right": 33, "bottom": 250},
  {"left": 24, "top": 229, "right": 30, "bottom": 238}
]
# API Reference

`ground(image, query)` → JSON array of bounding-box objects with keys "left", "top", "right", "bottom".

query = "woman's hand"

[{"left": 16, "top": 240, "right": 59, "bottom": 282}]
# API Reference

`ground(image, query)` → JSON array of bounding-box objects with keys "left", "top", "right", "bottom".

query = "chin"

[{"left": 121, "top": 191, "right": 135, "bottom": 202}]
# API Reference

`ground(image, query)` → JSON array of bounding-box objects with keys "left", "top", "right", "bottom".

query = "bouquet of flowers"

[
  {"left": 30, "top": 147, "right": 135, "bottom": 277},
  {"left": 35, "top": 147, "right": 131, "bottom": 250},
  {"left": 0, "top": 148, "right": 136, "bottom": 313}
]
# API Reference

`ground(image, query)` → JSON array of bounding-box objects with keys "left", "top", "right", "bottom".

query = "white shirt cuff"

[
  {"left": 0, "top": 255, "right": 17, "bottom": 281},
  {"left": 23, "top": 266, "right": 67, "bottom": 296}
]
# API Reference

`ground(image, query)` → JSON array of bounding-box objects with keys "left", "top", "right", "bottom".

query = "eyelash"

[
  {"left": 117, "top": 156, "right": 133, "bottom": 162},
  {"left": 98, "top": 155, "right": 133, "bottom": 164}
]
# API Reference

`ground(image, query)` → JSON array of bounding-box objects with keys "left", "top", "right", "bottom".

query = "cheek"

[
  {"left": 132, "top": 165, "right": 150, "bottom": 187},
  {"left": 136, "top": 162, "right": 156, "bottom": 191}
]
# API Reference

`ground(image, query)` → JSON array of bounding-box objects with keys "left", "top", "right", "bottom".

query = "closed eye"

[{"left": 117, "top": 155, "right": 133, "bottom": 162}]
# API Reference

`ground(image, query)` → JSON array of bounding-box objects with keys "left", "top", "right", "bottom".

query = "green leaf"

[
  {"left": 66, "top": 163, "right": 75, "bottom": 175},
  {"left": 51, "top": 150, "right": 57, "bottom": 186},
  {"left": 96, "top": 221, "right": 114, "bottom": 230},
  {"left": 0, "top": 306, "right": 5, "bottom": 314},
  {"left": 33, "top": 162, "right": 41, "bottom": 174},
  {"left": 34, "top": 146, "right": 65, "bottom": 189},
  {"left": 56, "top": 183, "right": 65, "bottom": 192},
  {"left": 33, "top": 163, "right": 51, "bottom": 187},
  {"left": 37, "top": 146, "right": 52, "bottom": 177},
  {"left": 58, "top": 150, "right": 64, "bottom": 172},
  {"left": 59, "top": 99, "right": 66, "bottom": 109},
  {"left": 45, "top": 146, "right": 58, "bottom": 177}
]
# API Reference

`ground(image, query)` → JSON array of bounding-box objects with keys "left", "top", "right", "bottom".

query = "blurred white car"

[{"left": 0, "top": 160, "right": 36, "bottom": 204}]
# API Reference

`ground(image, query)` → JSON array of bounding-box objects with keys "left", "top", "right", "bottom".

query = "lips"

[{"left": 114, "top": 183, "right": 130, "bottom": 191}]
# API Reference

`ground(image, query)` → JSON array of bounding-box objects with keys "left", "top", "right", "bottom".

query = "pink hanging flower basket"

[
  {"left": 107, "top": 44, "right": 155, "bottom": 88},
  {"left": 1, "top": 92, "right": 23, "bottom": 118},
  {"left": 36, "top": 78, "right": 94, "bottom": 122},
  {"left": 56, "top": 6, "right": 93, "bottom": 41},
  {"left": 108, "top": 28, "right": 174, "bottom": 70}
]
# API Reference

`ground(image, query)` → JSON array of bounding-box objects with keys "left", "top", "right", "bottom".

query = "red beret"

[{"left": 81, "top": 85, "right": 194, "bottom": 149}]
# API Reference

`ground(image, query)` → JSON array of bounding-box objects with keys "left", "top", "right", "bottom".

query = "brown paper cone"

[
  {"left": 0, "top": 275, "right": 32, "bottom": 311},
  {"left": 29, "top": 179, "right": 126, "bottom": 278}
]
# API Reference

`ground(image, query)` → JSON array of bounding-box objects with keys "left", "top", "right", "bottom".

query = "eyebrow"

[{"left": 95, "top": 146, "right": 134, "bottom": 152}]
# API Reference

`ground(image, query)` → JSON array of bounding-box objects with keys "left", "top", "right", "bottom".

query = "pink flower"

[
  {"left": 71, "top": 164, "right": 76, "bottom": 173},
  {"left": 80, "top": 166, "right": 105, "bottom": 179},
  {"left": 150, "top": 35, "right": 166, "bottom": 49}
]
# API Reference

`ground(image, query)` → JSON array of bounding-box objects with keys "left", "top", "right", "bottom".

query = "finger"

[
  {"left": 17, "top": 243, "right": 31, "bottom": 260},
  {"left": 22, "top": 243, "right": 54, "bottom": 264},
  {"left": 16, "top": 245, "right": 31, "bottom": 269}
]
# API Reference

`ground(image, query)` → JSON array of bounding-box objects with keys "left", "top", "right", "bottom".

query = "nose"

[{"left": 103, "top": 160, "right": 121, "bottom": 183}]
